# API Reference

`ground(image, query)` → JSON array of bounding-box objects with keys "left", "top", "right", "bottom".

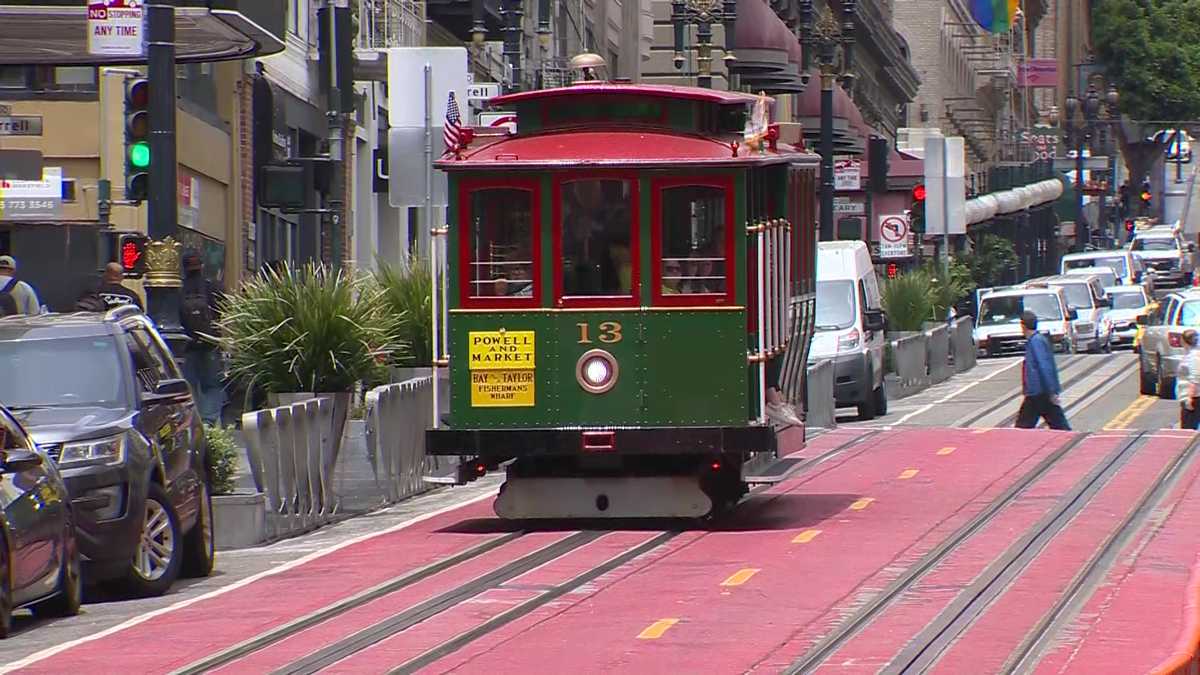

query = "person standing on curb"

[
  {"left": 1175, "top": 330, "right": 1200, "bottom": 430},
  {"left": 1015, "top": 310, "right": 1071, "bottom": 431},
  {"left": 180, "top": 250, "right": 225, "bottom": 424}
]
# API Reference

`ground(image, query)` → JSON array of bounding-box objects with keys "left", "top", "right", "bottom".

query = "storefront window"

[
  {"left": 466, "top": 186, "right": 536, "bottom": 301},
  {"left": 560, "top": 178, "right": 634, "bottom": 298},
  {"left": 659, "top": 185, "right": 727, "bottom": 297}
]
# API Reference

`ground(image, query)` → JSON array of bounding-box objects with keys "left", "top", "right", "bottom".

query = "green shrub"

[
  {"left": 882, "top": 268, "right": 935, "bottom": 332},
  {"left": 375, "top": 256, "right": 433, "bottom": 368},
  {"left": 214, "top": 262, "right": 404, "bottom": 394},
  {"left": 204, "top": 424, "right": 240, "bottom": 495}
]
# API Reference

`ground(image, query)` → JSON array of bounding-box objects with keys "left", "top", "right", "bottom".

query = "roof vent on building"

[{"left": 569, "top": 53, "right": 609, "bottom": 83}]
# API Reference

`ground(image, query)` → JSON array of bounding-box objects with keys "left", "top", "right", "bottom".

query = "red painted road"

[{"left": 8, "top": 427, "right": 1200, "bottom": 675}]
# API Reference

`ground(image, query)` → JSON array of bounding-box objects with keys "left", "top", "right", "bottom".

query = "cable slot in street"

[
  {"left": 781, "top": 432, "right": 1093, "bottom": 674},
  {"left": 882, "top": 432, "right": 1150, "bottom": 673}
]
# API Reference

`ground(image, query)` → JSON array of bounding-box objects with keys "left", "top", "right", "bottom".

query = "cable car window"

[
  {"left": 561, "top": 179, "right": 634, "bottom": 297},
  {"left": 466, "top": 187, "right": 535, "bottom": 299},
  {"left": 660, "top": 186, "right": 727, "bottom": 295}
]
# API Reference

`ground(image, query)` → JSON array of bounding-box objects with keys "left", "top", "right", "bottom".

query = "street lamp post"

[
  {"left": 1062, "top": 84, "right": 1119, "bottom": 251},
  {"left": 803, "top": 2, "right": 856, "bottom": 242},
  {"left": 670, "top": 0, "right": 737, "bottom": 90}
]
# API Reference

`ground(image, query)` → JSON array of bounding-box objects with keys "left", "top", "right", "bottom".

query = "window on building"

[
  {"left": 658, "top": 183, "right": 729, "bottom": 298},
  {"left": 289, "top": 0, "right": 304, "bottom": 36},
  {"left": 463, "top": 184, "right": 537, "bottom": 304},
  {"left": 559, "top": 178, "right": 635, "bottom": 300},
  {"left": 176, "top": 62, "right": 219, "bottom": 119},
  {"left": 0, "top": 66, "right": 97, "bottom": 94}
]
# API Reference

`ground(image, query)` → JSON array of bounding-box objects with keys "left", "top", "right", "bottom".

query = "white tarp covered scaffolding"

[{"left": 964, "top": 178, "right": 1065, "bottom": 227}]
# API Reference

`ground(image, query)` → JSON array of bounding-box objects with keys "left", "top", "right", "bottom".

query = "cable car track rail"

[
  {"left": 781, "top": 431, "right": 1097, "bottom": 675},
  {"left": 170, "top": 429, "right": 882, "bottom": 674}
]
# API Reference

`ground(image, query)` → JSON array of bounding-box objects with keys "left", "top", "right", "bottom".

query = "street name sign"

[
  {"left": 88, "top": 1, "right": 145, "bottom": 57},
  {"left": 467, "top": 83, "right": 501, "bottom": 102},
  {"left": 0, "top": 116, "right": 42, "bottom": 136}
]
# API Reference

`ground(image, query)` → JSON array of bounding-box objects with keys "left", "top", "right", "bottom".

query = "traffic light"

[
  {"left": 124, "top": 78, "right": 150, "bottom": 202},
  {"left": 886, "top": 262, "right": 899, "bottom": 279},
  {"left": 1125, "top": 218, "right": 1135, "bottom": 235},
  {"left": 910, "top": 184, "right": 926, "bottom": 234},
  {"left": 118, "top": 233, "right": 148, "bottom": 278}
]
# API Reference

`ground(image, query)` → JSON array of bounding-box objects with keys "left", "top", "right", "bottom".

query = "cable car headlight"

[{"left": 576, "top": 349, "right": 618, "bottom": 394}]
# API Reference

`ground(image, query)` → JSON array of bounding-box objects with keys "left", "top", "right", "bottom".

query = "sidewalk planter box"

[{"left": 213, "top": 492, "right": 267, "bottom": 550}]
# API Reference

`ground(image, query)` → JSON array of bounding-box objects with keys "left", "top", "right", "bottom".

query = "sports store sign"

[{"left": 88, "top": 0, "right": 145, "bottom": 57}]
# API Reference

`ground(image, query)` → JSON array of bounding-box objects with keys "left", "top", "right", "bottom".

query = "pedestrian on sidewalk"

[
  {"left": 95, "top": 262, "right": 144, "bottom": 310},
  {"left": 180, "top": 250, "right": 225, "bottom": 424},
  {"left": 1175, "top": 329, "right": 1200, "bottom": 429},
  {"left": 0, "top": 255, "right": 41, "bottom": 316},
  {"left": 1015, "top": 310, "right": 1071, "bottom": 431}
]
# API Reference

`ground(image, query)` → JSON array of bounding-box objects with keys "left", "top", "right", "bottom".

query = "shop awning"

[
  {"left": 793, "top": 74, "right": 864, "bottom": 154},
  {"left": 0, "top": 0, "right": 285, "bottom": 64},
  {"left": 731, "top": 0, "right": 805, "bottom": 94},
  {"left": 966, "top": 178, "right": 1065, "bottom": 226}
]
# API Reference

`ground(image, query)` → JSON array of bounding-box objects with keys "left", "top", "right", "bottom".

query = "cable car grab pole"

[{"left": 425, "top": 63, "right": 439, "bottom": 430}]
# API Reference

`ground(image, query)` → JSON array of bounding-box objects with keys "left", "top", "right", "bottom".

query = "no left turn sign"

[{"left": 880, "top": 215, "right": 908, "bottom": 243}]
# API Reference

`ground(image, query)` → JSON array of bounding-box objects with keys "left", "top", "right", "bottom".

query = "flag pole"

[{"left": 425, "top": 62, "right": 439, "bottom": 430}]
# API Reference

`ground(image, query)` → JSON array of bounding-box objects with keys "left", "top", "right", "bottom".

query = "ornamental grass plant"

[
  {"left": 215, "top": 262, "right": 403, "bottom": 395},
  {"left": 375, "top": 256, "right": 433, "bottom": 368},
  {"left": 882, "top": 268, "right": 935, "bottom": 332}
]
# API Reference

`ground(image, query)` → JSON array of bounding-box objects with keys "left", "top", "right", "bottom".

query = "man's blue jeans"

[{"left": 183, "top": 347, "right": 225, "bottom": 424}]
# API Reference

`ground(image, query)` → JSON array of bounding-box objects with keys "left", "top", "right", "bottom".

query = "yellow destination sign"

[
  {"left": 468, "top": 330, "right": 535, "bottom": 370},
  {"left": 470, "top": 370, "right": 535, "bottom": 407}
]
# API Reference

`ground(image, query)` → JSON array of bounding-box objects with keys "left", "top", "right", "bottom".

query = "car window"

[
  {"left": 0, "top": 336, "right": 126, "bottom": 410},
  {"left": 978, "top": 293, "right": 1062, "bottom": 326},
  {"left": 136, "top": 322, "right": 184, "bottom": 380},
  {"left": 1133, "top": 237, "right": 1178, "bottom": 251},
  {"left": 124, "top": 328, "right": 172, "bottom": 393},
  {"left": 816, "top": 280, "right": 856, "bottom": 330},
  {"left": 1110, "top": 291, "right": 1146, "bottom": 310},
  {"left": 0, "top": 410, "right": 33, "bottom": 451},
  {"left": 1054, "top": 283, "right": 1093, "bottom": 310},
  {"left": 1179, "top": 302, "right": 1200, "bottom": 327}
]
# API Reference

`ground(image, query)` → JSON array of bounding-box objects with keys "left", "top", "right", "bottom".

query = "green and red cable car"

[{"left": 425, "top": 72, "right": 820, "bottom": 519}]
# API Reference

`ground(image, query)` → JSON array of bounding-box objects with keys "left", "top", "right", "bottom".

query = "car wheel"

[
  {"left": 1139, "top": 355, "right": 1157, "bottom": 395},
  {"left": 32, "top": 527, "right": 82, "bottom": 619},
  {"left": 0, "top": 544, "right": 11, "bottom": 639},
  {"left": 124, "top": 483, "right": 182, "bottom": 597},
  {"left": 873, "top": 380, "right": 888, "bottom": 417},
  {"left": 181, "top": 482, "right": 215, "bottom": 578}
]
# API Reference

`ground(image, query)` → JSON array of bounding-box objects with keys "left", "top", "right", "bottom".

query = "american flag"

[{"left": 444, "top": 91, "right": 462, "bottom": 154}]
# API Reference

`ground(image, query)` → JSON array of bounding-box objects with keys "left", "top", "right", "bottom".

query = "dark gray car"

[
  {"left": 0, "top": 405, "right": 82, "bottom": 637},
  {"left": 0, "top": 309, "right": 214, "bottom": 597}
]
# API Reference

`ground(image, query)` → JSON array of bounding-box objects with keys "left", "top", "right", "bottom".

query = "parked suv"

[
  {"left": 0, "top": 307, "right": 214, "bottom": 596},
  {"left": 1137, "top": 288, "right": 1200, "bottom": 398},
  {"left": 1131, "top": 226, "right": 1195, "bottom": 290},
  {"left": 1026, "top": 275, "right": 1112, "bottom": 353},
  {"left": 1060, "top": 249, "right": 1144, "bottom": 286}
]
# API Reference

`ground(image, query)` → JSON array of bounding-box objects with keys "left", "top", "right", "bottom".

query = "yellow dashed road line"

[
  {"left": 849, "top": 497, "right": 875, "bottom": 511},
  {"left": 1104, "top": 395, "right": 1157, "bottom": 431},
  {"left": 792, "top": 529, "right": 822, "bottom": 544},
  {"left": 637, "top": 618, "right": 679, "bottom": 639},
  {"left": 720, "top": 569, "right": 760, "bottom": 587}
]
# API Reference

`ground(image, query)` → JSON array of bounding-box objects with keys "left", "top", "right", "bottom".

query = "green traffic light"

[{"left": 129, "top": 142, "right": 150, "bottom": 168}]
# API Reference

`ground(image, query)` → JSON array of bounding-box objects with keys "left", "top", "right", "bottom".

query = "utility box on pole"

[{"left": 923, "top": 136, "right": 966, "bottom": 236}]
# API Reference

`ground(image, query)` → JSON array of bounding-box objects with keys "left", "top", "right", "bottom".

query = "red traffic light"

[
  {"left": 126, "top": 78, "right": 149, "bottom": 110},
  {"left": 1125, "top": 219, "right": 1135, "bottom": 233},
  {"left": 886, "top": 263, "right": 899, "bottom": 279},
  {"left": 912, "top": 184, "right": 926, "bottom": 201},
  {"left": 121, "top": 241, "right": 142, "bottom": 271},
  {"left": 117, "top": 234, "right": 147, "bottom": 276}
]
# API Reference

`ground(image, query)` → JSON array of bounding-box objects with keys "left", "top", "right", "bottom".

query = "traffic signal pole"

[{"left": 144, "top": 0, "right": 187, "bottom": 352}]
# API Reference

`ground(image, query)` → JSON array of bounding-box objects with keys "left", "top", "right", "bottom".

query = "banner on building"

[
  {"left": 87, "top": 1, "right": 144, "bottom": 57},
  {"left": 0, "top": 167, "right": 62, "bottom": 220},
  {"left": 1017, "top": 59, "right": 1058, "bottom": 88}
]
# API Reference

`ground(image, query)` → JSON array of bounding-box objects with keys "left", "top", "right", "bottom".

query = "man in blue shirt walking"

[{"left": 1015, "top": 310, "right": 1071, "bottom": 430}]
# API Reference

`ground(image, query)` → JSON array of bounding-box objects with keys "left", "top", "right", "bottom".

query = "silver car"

[
  {"left": 1104, "top": 285, "right": 1153, "bottom": 348},
  {"left": 1025, "top": 274, "right": 1112, "bottom": 353},
  {"left": 1137, "top": 288, "right": 1200, "bottom": 397}
]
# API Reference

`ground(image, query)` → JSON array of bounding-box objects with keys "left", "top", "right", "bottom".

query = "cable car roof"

[
  {"left": 436, "top": 129, "right": 805, "bottom": 170},
  {"left": 487, "top": 83, "right": 765, "bottom": 107}
]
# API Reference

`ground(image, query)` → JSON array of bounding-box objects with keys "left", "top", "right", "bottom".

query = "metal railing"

[{"left": 356, "top": 0, "right": 425, "bottom": 50}]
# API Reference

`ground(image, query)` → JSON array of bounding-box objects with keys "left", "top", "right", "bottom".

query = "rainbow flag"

[{"left": 970, "top": 0, "right": 1018, "bottom": 33}]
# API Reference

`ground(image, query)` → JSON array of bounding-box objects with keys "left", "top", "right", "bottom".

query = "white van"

[
  {"left": 809, "top": 241, "right": 888, "bottom": 419},
  {"left": 1060, "top": 249, "right": 1143, "bottom": 286}
]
